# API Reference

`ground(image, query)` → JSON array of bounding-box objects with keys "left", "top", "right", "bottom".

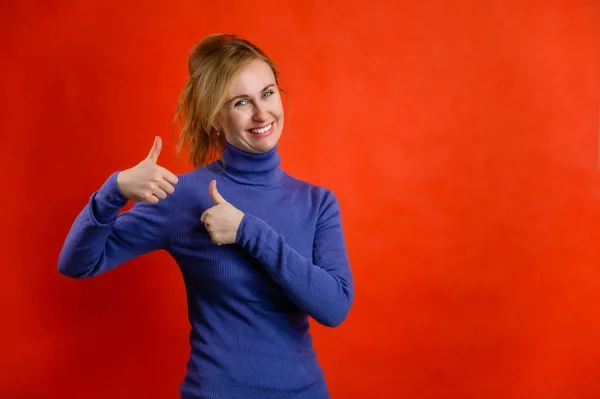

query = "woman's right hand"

[{"left": 116, "top": 136, "right": 179, "bottom": 204}]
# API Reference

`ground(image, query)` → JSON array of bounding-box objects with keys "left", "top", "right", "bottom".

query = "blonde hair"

[{"left": 173, "top": 34, "right": 280, "bottom": 168}]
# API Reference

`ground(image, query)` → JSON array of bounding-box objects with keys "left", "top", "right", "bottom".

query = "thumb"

[
  {"left": 209, "top": 180, "right": 227, "bottom": 205},
  {"left": 146, "top": 136, "right": 162, "bottom": 163}
]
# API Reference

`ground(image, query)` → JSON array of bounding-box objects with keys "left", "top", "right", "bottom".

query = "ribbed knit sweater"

[{"left": 58, "top": 141, "right": 354, "bottom": 398}]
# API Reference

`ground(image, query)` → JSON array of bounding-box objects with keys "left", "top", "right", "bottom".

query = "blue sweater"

[{"left": 58, "top": 141, "right": 354, "bottom": 399}]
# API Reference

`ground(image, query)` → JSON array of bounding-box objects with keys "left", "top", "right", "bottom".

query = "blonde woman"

[{"left": 59, "top": 34, "right": 354, "bottom": 399}]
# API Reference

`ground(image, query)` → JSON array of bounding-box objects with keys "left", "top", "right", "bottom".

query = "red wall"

[{"left": 2, "top": 1, "right": 600, "bottom": 398}]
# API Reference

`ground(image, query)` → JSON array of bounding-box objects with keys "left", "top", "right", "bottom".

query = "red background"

[{"left": 2, "top": 1, "right": 600, "bottom": 398}]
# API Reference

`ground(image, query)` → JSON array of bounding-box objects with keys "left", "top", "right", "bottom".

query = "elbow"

[
  {"left": 57, "top": 250, "right": 92, "bottom": 279},
  {"left": 316, "top": 296, "right": 353, "bottom": 328},
  {"left": 318, "top": 308, "right": 350, "bottom": 328},
  {"left": 57, "top": 260, "right": 86, "bottom": 279},
  {"left": 320, "top": 316, "right": 347, "bottom": 328},
  {"left": 58, "top": 252, "right": 75, "bottom": 278}
]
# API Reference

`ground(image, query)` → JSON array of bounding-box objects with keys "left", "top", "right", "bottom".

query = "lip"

[
  {"left": 247, "top": 122, "right": 275, "bottom": 137},
  {"left": 249, "top": 122, "right": 273, "bottom": 130}
]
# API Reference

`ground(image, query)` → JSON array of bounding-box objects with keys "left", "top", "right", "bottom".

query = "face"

[{"left": 214, "top": 59, "right": 284, "bottom": 154}]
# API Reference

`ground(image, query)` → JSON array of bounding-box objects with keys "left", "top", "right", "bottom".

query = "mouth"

[{"left": 248, "top": 122, "right": 274, "bottom": 136}]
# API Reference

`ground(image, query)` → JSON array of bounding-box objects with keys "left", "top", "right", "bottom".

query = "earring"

[{"left": 216, "top": 130, "right": 221, "bottom": 136}]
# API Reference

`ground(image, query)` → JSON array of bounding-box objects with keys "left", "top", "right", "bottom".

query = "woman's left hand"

[{"left": 200, "top": 180, "right": 245, "bottom": 245}]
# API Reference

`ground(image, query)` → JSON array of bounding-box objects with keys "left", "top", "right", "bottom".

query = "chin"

[
  {"left": 255, "top": 141, "right": 278, "bottom": 153},
  {"left": 249, "top": 134, "right": 281, "bottom": 153}
]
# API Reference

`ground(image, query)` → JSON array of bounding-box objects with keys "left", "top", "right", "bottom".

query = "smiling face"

[{"left": 214, "top": 59, "right": 284, "bottom": 154}]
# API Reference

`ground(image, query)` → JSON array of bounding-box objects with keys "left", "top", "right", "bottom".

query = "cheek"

[
  {"left": 226, "top": 112, "right": 249, "bottom": 131},
  {"left": 272, "top": 101, "right": 284, "bottom": 119}
]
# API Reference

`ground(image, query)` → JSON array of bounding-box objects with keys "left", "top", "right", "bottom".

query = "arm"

[
  {"left": 58, "top": 172, "right": 171, "bottom": 278},
  {"left": 236, "top": 190, "right": 354, "bottom": 327}
]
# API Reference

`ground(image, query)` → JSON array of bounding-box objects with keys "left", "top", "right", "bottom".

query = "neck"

[{"left": 217, "top": 140, "right": 283, "bottom": 186}]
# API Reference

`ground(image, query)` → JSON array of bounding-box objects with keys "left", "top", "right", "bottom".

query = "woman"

[{"left": 59, "top": 34, "right": 354, "bottom": 399}]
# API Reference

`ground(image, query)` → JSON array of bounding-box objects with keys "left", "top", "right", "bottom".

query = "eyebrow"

[{"left": 227, "top": 84, "right": 276, "bottom": 103}]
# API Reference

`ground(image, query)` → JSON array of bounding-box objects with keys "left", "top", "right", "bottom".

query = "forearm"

[
  {"left": 236, "top": 214, "right": 354, "bottom": 327},
  {"left": 58, "top": 173, "right": 128, "bottom": 277}
]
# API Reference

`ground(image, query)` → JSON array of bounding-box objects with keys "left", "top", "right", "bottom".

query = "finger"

[
  {"left": 158, "top": 166, "right": 179, "bottom": 185},
  {"left": 200, "top": 211, "right": 207, "bottom": 224},
  {"left": 141, "top": 192, "right": 160, "bottom": 205},
  {"left": 146, "top": 136, "right": 162, "bottom": 163},
  {"left": 209, "top": 180, "right": 227, "bottom": 205},
  {"left": 151, "top": 187, "right": 168, "bottom": 200},
  {"left": 156, "top": 179, "right": 175, "bottom": 195}
]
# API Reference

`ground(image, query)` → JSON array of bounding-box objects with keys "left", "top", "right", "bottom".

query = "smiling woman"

[
  {"left": 174, "top": 34, "right": 285, "bottom": 166},
  {"left": 57, "top": 33, "right": 354, "bottom": 399},
  {"left": 213, "top": 60, "right": 284, "bottom": 154}
]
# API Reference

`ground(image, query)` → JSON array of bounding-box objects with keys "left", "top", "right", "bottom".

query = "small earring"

[{"left": 216, "top": 130, "right": 221, "bottom": 136}]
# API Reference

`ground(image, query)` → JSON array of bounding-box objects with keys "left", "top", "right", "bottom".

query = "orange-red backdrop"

[{"left": 2, "top": 1, "right": 600, "bottom": 398}]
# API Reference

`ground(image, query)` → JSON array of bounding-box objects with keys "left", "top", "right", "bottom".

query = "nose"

[{"left": 252, "top": 102, "right": 268, "bottom": 122}]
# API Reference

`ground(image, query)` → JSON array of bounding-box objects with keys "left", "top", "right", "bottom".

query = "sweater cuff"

[
  {"left": 89, "top": 171, "right": 129, "bottom": 225},
  {"left": 235, "top": 213, "right": 262, "bottom": 248},
  {"left": 235, "top": 214, "right": 250, "bottom": 245}
]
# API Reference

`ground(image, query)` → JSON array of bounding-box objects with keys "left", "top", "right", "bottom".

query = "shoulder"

[
  {"left": 171, "top": 163, "right": 221, "bottom": 193},
  {"left": 280, "top": 172, "right": 339, "bottom": 207},
  {"left": 175, "top": 164, "right": 216, "bottom": 185}
]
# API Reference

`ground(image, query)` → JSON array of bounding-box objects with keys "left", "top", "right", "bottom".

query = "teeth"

[{"left": 250, "top": 123, "right": 272, "bottom": 134}]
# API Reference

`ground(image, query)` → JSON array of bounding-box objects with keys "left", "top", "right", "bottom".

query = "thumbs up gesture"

[
  {"left": 200, "top": 180, "right": 245, "bottom": 245},
  {"left": 116, "top": 136, "right": 179, "bottom": 204}
]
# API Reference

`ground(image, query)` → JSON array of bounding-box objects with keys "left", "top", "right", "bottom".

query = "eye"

[
  {"left": 262, "top": 90, "right": 274, "bottom": 98},
  {"left": 234, "top": 99, "right": 248, "bottom": 107}
]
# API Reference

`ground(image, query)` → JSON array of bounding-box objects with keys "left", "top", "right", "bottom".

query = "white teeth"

[{"left": 250, "top": 123, "right": 272, "bottom": 134}]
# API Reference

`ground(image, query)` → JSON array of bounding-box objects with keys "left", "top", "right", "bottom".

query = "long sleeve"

[
  {"left": 235, "top": 189, "right": 354, "bottom": 327},
  {"left": 58, "top": 172, "right": 171, "bottom": 278}
]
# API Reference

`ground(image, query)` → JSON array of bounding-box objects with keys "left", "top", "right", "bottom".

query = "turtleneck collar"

[{"left": 217, "top": 140, "right": 283, "bottom": 186}]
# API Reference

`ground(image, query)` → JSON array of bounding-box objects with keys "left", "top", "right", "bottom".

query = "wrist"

[{"left": 234, "top": 213, "right": 247, "bottom": 244}]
